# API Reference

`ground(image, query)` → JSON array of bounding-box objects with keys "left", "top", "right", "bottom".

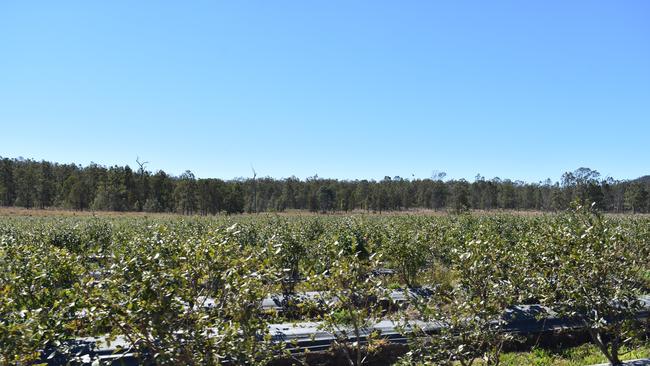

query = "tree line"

[{"left": 1, "top": 157, "right": 649, "bottom": 214}]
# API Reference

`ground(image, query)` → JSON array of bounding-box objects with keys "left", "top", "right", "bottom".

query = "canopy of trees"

[{"left": 0, "top": 157, "right": 648, "bottom": 214}]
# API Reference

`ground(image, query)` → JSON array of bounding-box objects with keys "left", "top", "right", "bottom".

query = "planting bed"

[{"left": 1, "top": 208, "right": 649, "bottom": 365}]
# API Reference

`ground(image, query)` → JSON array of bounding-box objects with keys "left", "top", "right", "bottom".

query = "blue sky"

[{"left": 1, "top": 1, "right": 648, "bottom": 182}]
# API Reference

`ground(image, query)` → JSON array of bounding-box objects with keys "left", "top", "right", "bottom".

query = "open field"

[
  {"left": 0, "top": 206, "right": 543, "bottom": 217},
  {"left": 0, "top": 206, "right": 180, "bottom": 218},
  {"left": 1, "top": 207, "right": 649, "bottom": 365},
  {"left": 3, "top": 205, "right": 649, "bottom": 219}
]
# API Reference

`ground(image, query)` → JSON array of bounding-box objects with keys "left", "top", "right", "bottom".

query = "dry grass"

[
  {"left": 0, "top": 206, "right": 175, "bottom": 218},
  {"left": 0, "top": 207, "right": 541, "bottom": 218},
  {"left": 0, "top": 206, "right": 646, "bottom": 218}
]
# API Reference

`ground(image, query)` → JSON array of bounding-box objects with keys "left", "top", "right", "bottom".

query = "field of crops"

[{"left": 1, "top": 205, "right": 649, "bottom": 365}]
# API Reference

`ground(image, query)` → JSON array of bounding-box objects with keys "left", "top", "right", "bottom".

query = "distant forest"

[{"left": 1, "top": 157, "right": 649, "bottom": 214}]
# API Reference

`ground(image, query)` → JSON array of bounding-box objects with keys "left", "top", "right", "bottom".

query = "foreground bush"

[{"left": 0, "top": 210, "right": 648, "bottom": 365}]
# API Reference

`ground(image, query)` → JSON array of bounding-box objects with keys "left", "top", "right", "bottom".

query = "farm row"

[{"left": 1, "top": 205, "right": 649, "bottom": 365}]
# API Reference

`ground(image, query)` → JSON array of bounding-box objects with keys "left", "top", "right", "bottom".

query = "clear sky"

[{"left": 1, "top": 1, "right": 648, "bottom": 182}]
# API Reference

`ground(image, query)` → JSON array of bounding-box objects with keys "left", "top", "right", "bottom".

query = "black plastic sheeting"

[{"left": 41, "top": 295, "right": 650, "bottom": 365}]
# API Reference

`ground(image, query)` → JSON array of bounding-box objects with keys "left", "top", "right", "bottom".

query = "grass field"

[
  {"left": 7, "top": 205, "right": 648, "bottom": 218},
  {"left": 497, "top": 344, "right": 650, "bottom": 366}
]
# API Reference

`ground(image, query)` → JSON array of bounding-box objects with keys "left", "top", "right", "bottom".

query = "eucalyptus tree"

[
  {"left": 174, "top": 170, "right": 198, "bottom": 215},
  {"left": 150, "top": 169, "right": 175, "bottom": 212},
  {"left": 449, "top": 180, "right": 470, "bottom": 213},
  {"left": 0, "top": 158, "right": 16, "bottom": 206},
  {"left": 624, "top": 183, "right": 649, "bottom": 213},
  {"left": 12, "top": 159, "right": 38, "bottom": 208},
  {"left": 318, "top": 185, "right": 336, "bottom": 213},
  {"left": 37, "top": 161, "right": 56, "bottom": 208}
]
